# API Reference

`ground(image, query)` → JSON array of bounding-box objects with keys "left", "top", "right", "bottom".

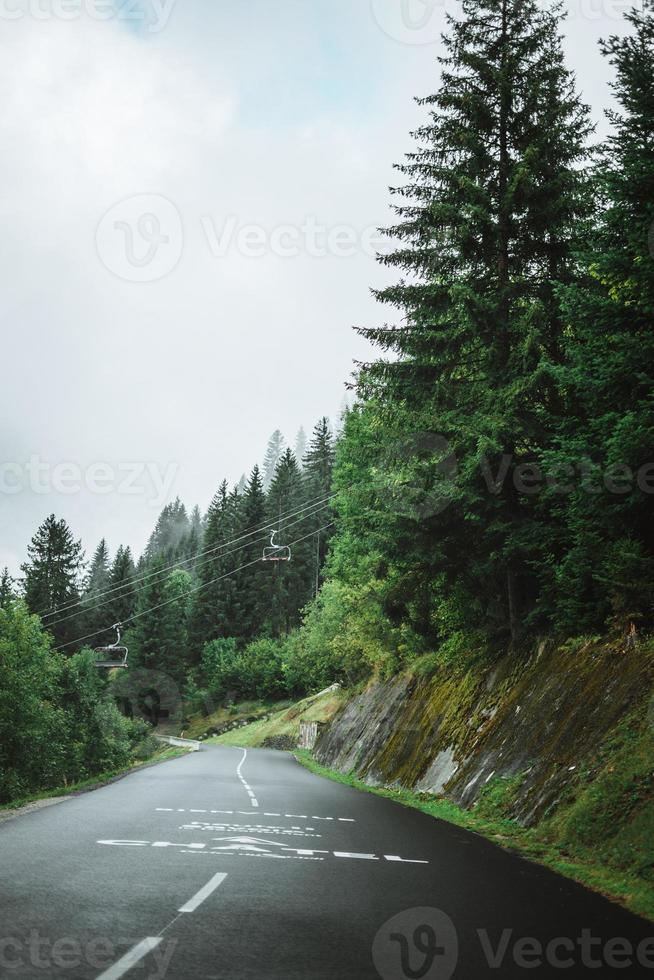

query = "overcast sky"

[{"left": 0, "top": 0, "right": 635, "bottom": 575}]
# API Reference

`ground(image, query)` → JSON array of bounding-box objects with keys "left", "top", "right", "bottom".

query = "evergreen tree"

[
  {"left": 128, "top": 562, "right": 192, "bottom": 680},
  {"left": 188, "top": 481, "right": 240, "bottom": 658},
  {"left": 265, "top": 450, "right": 314, "bottom": 634},
  {"left": 232, "top": 466, "right": 269, "bottom": 641},
  {"left": 547, "top": 1, "right": 654, "bottom": 630},
  {"left": 355, "top": 0, "right": 590, "bottom": 644},
  {"left": 108, "top": 546, "right": 137, "bottom": 626},
  {"left": 22, "top": 515, "right": 84, "bottom": 648},
  {"left": 263, "top": 430, "right": 286, "bottom": 490},
  {"left": 183, "top": 505, "right": 204, "bottom": 568},
  {"left": 144, "top": 498, "right": 190, "bottom": 564},
  {"left": 294, "top": 427, "right": 308, "bottom": 467},
  {"left": 81, "top": 539, "right": 111, "bottom": 638},
  {"left": 303, "top": 417, "right": 336, "bottom": 577},
  {"left": 0, "top": 568, "right": 14, "bottom": 610}
]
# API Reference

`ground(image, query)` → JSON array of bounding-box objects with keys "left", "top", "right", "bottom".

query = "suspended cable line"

[
  {"left": 45, "top": 501, "right": 332, "bottom": 634},
  {"left": 54, "top": 522, "right": 335, "bottom": 652},
  {"left": 38, "top": 489, "right": 337, "bottom": 622}
]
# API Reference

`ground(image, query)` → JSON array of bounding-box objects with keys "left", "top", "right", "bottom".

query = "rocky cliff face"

[{"left": 315, "top": 638, "right": 654, "bottom": 827}]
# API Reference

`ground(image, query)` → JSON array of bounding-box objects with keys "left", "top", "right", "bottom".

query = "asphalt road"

[{"left": 1, "top": 745, "right": 653, "bottom": 979}]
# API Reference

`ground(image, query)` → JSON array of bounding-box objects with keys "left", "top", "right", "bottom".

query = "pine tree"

[
  {"left": 108, "top": 546, "right": 137, "bottom": 626},
  {"left": 0, "top": 568, "right": 14, "bottom": 609},
  {"left": 232, "top": 466, "right": 268, "bottom": 641},
  {"left": 355, "top": 0, "right": 590, "bottom": 644},
  {"left": 294, "top": 427, "right": 308, "bottom": 467},
  {"left": 188, "top": 481, "right": 239, "bottom": 658},
  {"left": 22, "top": 515, "right": 84, "bottom": 648},
  {"left": 127, "top": 559, "right": 191, "bottom": 679},
  {"left": 547, "top": 1, "right": 654, "bottom": 630},
  {"left": 303, "top": 417, "right": 336, "bottom": 576},
  {"left": 262, "top": 430, "right": 286, "bottom": 490},
  {"left": 144, "top": 498, "right": 190, "bottom": 564},
  {"left": 265, "top": 449, "right": 314, "bottom": 634},
  {"left": 184, "top": 505, "right": 204, "bottom": 567},
  {"left": 81, "top": 539, "right": 111, "bottom": 638}
]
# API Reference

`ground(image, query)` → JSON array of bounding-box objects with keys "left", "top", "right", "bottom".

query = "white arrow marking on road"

[
  {"left": 178, "top": 872, "right": 228, "bottom": 913},
  {"left": 95, "top": 937, "right": 162, "bottom": 980},
  {"left": 211, "top": 836, "right": 294, "bottom": 848}
]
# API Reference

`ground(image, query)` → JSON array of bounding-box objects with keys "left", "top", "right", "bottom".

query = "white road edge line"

[
  {"left": 95, "top": 938, "right": 162, "bottom": 980},
  {"left": 178, "top": 872, "right": 228, "bottom": 913}
]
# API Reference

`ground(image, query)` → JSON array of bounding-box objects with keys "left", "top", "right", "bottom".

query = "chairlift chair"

[
  {"left": 262, "top": 529, "right": 291, "bottom": 563},
  {"left": 94, "top": 623, "right": 129, "bottom": 669}
]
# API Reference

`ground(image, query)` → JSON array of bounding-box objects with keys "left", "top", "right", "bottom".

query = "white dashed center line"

[
  {"left": 178, "top": 872, "right": 228, "bottom": 913},
  {"left": 96, "top": 938, "right": 163, "bottom": 980},
  {"left": 96, "top": 872, "right": 229, "bottom": 979},
  {"left": 236, "top": 748, "right": 259, "bottom": 808}
]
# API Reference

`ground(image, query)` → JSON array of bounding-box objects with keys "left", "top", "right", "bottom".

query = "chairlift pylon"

[
  {"left": 262, "top": 529, "right": 291, "bottom": 563},
  {"left": 94, "top": 623, "right": 129, "bottom": 669}
]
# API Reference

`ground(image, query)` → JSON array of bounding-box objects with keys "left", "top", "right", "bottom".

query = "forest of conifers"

[{"left": 1, "top": 0, "right": 652, "bottom": 803}]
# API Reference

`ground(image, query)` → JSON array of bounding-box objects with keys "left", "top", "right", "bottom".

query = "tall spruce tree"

[
  {"left": 355, "top": 0, "right": 590, "bottom": 644},
  {"left": 303, "top": 417, "right": 336, "bottom": 579},
  {"left": 108, "top": 545, "right": 137, "bottom": 626},
  {"left": 0, "top": 568, "right": 14, "bottom": 610},
  {"left": 127, "top": 560, "right": 191, "bottom": 679},
  {"left": 294, "top": 427, "right": 308, "bottom": 467},
  {"left": 81, "top": 539, "right": 111, "bottom": 638},
  {"left": 144, "top": 498, "right": 190, "bottom": 564},
  {"left": 188, "top": 481, "right": 240, "bottom": 657},
  {"left": 22, "top": 515, "right": 84, "bottom": 648},
  {"left": 263, "top": 430, "right": 286, "bottom": 490},
  {"left": 232, "top": 466, "right": 268, "bottom": 641},
  {"left": 548, "top": 0, "right": 654, "bottom": 630},
  {"left": 265, "top": 449, "right": 314, "bottom": 634}
]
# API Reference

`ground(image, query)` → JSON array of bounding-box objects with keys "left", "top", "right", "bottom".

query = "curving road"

[{"left": 0, "top": 746, "right": 652, "bottom": 979}]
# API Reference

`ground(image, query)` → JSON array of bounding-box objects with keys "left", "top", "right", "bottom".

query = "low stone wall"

[{"left": 298, "top": 721, "right": 323, "bottom": 750}]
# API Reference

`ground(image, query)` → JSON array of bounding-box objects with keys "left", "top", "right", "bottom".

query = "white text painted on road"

[
  {"left": 155, "top": 808, "right": 355, "bottom": 822},
  {"left": 97, "top": 839, "right": 429, "bottom": 865}
]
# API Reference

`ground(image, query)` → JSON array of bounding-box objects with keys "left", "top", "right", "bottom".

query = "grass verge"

[
  {"left": 208, "top": 689, "right": 345, "bottom": 747},
  {"left": 0, "top": 745, "right": 189, "bottom": 814},
  {"left": 294, "top": 750, "right": 654, "bottom": 923}
]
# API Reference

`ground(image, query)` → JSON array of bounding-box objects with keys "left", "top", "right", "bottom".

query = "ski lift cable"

[
  {"left": 45, "top": 501, "right": 332, "bottom": 633},
  {"left": 54, "top": 521, "right": 335, "bottom": 652},
  {"left": 38, "top": 490, "right": 338, "bottom": 622},
  {"left": 39, "top": 488, "right": 336, "bottom": 621}
]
